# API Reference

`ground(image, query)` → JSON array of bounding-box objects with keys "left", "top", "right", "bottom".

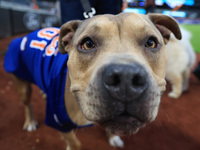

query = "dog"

[
  {"left": 4, "top": 13, "right": 181, "bottom": 150},
  {"left": 166, "top": 27, "right": 195, "bottom": 99}
]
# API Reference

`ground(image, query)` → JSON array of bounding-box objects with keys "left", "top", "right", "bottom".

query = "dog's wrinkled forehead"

[{"left": 74, "top": 13, "right": 162, "bottom": 43}]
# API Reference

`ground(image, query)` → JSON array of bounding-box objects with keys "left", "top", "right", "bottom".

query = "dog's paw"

[
  {"left": 168, "top": 92, "right": 180, "bottom": 99},
  {"left": 109, "top": 135, "right": 124, "bottom": 148},
  {"left": 23, "top": 120, "right": 38, "bottom": 132}
]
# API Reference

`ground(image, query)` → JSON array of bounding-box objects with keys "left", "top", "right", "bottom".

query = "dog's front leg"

[
  {"left": 61, "top": 130, "right": 81, "bottom": 150},
  {"left": 11, "top": 74, "right": 38, "bottom": 131}
]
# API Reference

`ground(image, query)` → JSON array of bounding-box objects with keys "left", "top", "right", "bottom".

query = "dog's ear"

[
  {"left": 148, "top": 14, "right": 182, "bottom": 44},
  {"left": 58, "top": 20, "right": 82, "bottom": 54}
]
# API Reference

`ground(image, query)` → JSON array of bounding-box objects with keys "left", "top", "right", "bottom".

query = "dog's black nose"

[{"left": 102, "top": 64, "right": 148, "bottom": 102}]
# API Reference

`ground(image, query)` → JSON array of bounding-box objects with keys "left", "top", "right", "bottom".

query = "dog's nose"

[{"left": 102, "top": 64, "right": 148, "bottom": 102}]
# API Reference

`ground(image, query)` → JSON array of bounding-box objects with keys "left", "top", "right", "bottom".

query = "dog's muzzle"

[{"left": 83, "top": 62, "right": 160, "bottom": 135}]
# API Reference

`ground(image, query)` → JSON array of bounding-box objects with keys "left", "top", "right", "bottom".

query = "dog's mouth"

[{"left": 98, "top": 111, "right": 146, "bottom": 136}]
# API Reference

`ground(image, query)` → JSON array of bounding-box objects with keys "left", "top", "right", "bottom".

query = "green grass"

[{"left": 181, "top": 24, "right": 200, "bottom": 53}]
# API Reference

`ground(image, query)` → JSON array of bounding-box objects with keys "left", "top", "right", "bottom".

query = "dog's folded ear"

[
  {"left": 58, "top": 20, "right": 82, "bottom": 54},
  {"left": 148, "top": 14, "right": 182, "bottom": 44}
]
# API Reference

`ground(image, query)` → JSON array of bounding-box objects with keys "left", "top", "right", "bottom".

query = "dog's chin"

[{"left": 99, "top": 115, "right": 146, "bottom": 136}]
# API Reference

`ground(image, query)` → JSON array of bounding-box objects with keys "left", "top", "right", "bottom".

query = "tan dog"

[
  {"left": 166, "top": 27, "right": 195, "bottom": 99},
  {"left": 5, "top": 13, "right": 181, "bottom": 150}
]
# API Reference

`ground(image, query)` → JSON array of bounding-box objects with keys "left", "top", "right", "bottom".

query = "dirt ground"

[{"left": 0, "top": 34, "right": 200, "bottom": 150}]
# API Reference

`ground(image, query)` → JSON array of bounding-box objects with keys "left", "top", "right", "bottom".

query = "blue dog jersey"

[{"left": 4, "top": 27, "right": 92, "bottom": 132}]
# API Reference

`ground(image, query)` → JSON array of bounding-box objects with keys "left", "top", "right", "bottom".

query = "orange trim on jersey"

[
  {"left": 30, "top": 40, "right": 47, "bottom": 51},
  {"left": 38, "top": 28, "right": 60, "bottom": 40},
  {"left": 45, "top": 36, "right": 59, "bottom": 56}
]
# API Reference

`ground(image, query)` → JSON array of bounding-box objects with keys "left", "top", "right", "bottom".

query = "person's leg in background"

[
  {"left": 60, "top": 0, "right": 122, "bottom": 24},
  {"left": 60, "top": 0, "right": 85, "bottom": 24},
  {"left": 194, "top": 62, "right": 200, "bottom": 81},
  {"left": 90, "top": 0, "right": 122, "bottom": 15}
]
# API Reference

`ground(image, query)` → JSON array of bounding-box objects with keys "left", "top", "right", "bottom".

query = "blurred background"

[
  {"left": 0, "top": 0, "right": 60, "bottom": 37},
  {"left": 124, "top": 0, "right": 200, "bottom": 53}
]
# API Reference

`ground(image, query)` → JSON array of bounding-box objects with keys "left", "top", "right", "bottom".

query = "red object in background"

[
  {"left": 122, "top": 0, "right": 128, "bottom": 11},
  {"left": 171, "top": 4, "right": 184, "bottom": 12},
  {"left": 33, "top": 0, "right": 39, "bottom": 10}
]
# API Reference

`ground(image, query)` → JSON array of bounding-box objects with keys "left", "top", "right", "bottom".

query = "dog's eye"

[
  {"left": 145, "top": 37, "right": 157, "bottom": 49},
  {"left": 80, "top": 38, "right": 95, "bottom": 50}
]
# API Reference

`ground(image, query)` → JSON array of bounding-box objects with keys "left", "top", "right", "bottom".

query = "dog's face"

[{"left": 59, "top": 13, "right": 181, "bottom": 135}]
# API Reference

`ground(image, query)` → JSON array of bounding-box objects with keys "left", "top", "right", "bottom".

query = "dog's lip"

[
  {"left": 116, "top": 113, "right": 144, "bottom": 123},
  {"left": 98, "top": 112, "right": 146, "bottom": 135},
  {"left": 110, "top": 112, "right": 146, "bottom": 128},
  {"left": 101, "top": 111, "right": 145, "bottom": 124}
]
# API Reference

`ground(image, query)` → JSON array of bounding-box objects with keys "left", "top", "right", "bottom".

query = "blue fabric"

[{"left": 4, "top": 28, "right": 92, "bottom": 132}]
